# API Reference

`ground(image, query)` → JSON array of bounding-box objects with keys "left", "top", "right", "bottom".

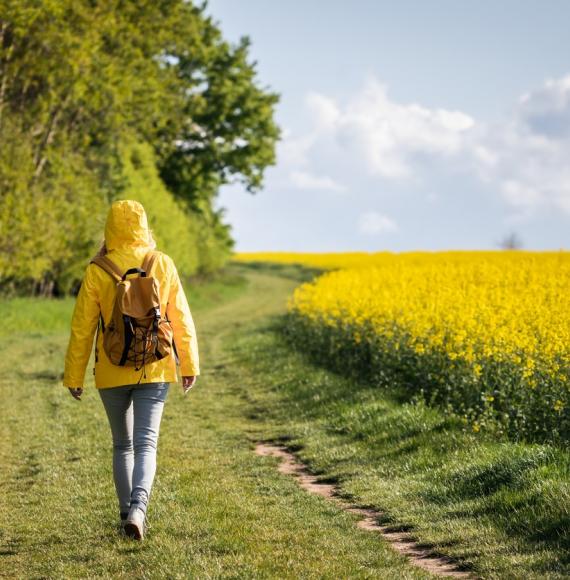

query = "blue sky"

[{"left": 208, "top": 0, "right": 570, "bottom": 251}]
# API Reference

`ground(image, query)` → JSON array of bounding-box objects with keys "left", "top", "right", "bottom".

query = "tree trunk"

[
  {"left": 0, "top": 21, "right": 15, "bottom": 127},
  {"left": 32, "top": 91, "right": 72, "bottom": 180}
]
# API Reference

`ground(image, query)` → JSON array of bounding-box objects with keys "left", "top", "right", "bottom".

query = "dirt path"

[{"left": 255, "top": 443, "right": 472, "bottom": 579}]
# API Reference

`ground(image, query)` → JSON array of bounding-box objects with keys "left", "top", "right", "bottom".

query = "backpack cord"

[
  {"left": 135, "top": 319, "right": 156, "bottom": 384},
  {"left": 139, "top": 337, "right": 147, "bottom": 383},
  {"left": 135, "top": 326, "right": 148, "bottom": 384},
  {"left": 119, "top": 310, "right": 160, "bottom": 384}
]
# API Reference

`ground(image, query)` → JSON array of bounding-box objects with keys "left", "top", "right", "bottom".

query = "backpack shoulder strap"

[
  {"left": 142, "top": 250, "right": 161, "bottom": 277},
  {"left": 90, "top": 255, "right": 123, "bottom": 283}
]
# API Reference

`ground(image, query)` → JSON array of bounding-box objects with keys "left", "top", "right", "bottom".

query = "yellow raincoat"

[{"left": 62, "top": 200, "right": 200, "bottom": 389}]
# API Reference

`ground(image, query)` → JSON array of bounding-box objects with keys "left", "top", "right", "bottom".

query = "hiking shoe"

[
  {"left": 124, "top": 505, "right": 147, "bottom": 540},
  {"left": 119, "top": 516, "right": 128, "bottom": 535}
]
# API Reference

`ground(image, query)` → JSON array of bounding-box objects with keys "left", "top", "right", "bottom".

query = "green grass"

[
  {"left": 0, "top": 263, "right": 426, "bottom": 579},
  {"left": 1, "top": 261, "right": 567, "bottom": 578},
  {"left": 228, "top": 259, "right": 326, "bottom": 284}
]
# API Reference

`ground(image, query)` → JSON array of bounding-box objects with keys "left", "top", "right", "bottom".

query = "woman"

[{"left": 62, "top": 199, "right": 200, "bottom": 541}]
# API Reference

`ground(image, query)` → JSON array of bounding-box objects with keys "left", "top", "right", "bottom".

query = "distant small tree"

[{"left": 499, "top": 232, "right": 523, "bottom": 250}]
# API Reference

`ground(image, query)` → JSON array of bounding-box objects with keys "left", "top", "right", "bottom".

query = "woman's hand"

[
  {"left": 182, "top": 376, "right": 197, "bottom": 395},
  {"left": 68, "top": 387, "right": 83, "bottom": 401}
]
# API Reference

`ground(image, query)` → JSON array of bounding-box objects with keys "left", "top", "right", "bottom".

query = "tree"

[
  {"left": 152, "top": 1, "right": 280, "bottom": 253},
  {"left": 0, "top": 0, "right": 280, "bottom": 294},
  {"left": 499, "top": 232, "right": 523, "bottom": 250},
  {"left": 155, "top": 5, "right": 280, "bottom": 207}
]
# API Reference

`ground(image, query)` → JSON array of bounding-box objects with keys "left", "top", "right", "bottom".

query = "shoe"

[
  {"left": 124, "top": 505, "right": 147, "bottom": 540},
  {"left": 118, "top": 509, "right": 130, "bottom": 535}
]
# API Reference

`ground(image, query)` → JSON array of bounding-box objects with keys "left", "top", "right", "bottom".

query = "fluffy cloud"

[
  {"left": 518, "top": 75, "right": 570, "bottom": 138},
  {"left": 358, "top": 211, "right": 398, "bottom": 235},
  {"left": 290, "top": 170, "right": 346, "bottom": 192},
  {"left": 305, "top": 78, "right": 474, "bottom": 179},
  {"left": 281, "top": 74, "right": 570, "bottom": 217},
  {"left": 474, "top": 75, "right": 570, "bottom": 214}
]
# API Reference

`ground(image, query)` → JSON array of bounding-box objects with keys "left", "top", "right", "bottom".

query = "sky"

[{"left": 207, "top": 0, "right": 570, "bottom": 252}]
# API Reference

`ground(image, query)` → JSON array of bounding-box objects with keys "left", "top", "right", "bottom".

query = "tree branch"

[{"left": 32, "top": 90, "right": 73, "bottom": 179}]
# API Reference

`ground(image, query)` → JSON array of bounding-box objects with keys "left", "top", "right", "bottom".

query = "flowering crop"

[{"left": 241, "top": 251, "right": 570, "bottom": 443}]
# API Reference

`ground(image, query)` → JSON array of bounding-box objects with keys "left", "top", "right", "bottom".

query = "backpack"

[{"left": 90, "top": 250, "right": 177, "bottom": 381}]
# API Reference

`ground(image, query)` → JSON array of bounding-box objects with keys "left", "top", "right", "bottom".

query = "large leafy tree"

[
  {"left": 0, "top": 0, "right": 279, "bottom": 294},
  {"left": 155, "top": 5, "right": 280, "bottom": 208}
]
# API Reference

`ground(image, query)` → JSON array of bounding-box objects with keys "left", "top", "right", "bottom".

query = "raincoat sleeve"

[
  {"left": 165, "top": 258, "right": 200, "bottom": 377},
  {"left": 62, "top": 264, "right": 100, "bottom": 388}
]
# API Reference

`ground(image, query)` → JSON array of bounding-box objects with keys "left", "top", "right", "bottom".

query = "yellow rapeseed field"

[{"left": 237, "top": 251, "right": 570, "bottom": 442}]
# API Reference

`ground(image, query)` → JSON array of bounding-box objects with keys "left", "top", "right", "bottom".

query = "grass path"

[{"left": 0, "top": 265, "right": 429, "bottom": 579}]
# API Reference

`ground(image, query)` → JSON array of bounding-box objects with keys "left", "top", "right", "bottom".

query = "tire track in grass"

[{"left": 255, "top": 443, "right": 473, "bottom": 579}]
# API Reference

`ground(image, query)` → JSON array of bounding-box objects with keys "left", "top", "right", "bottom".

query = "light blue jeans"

[{"left": 98, "top": 382, "right": 170, "bottom": 516}]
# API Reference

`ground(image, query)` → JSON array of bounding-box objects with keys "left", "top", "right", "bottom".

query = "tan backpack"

[{"left": 91, "top": 251, "right": 176, "bottom": 381}]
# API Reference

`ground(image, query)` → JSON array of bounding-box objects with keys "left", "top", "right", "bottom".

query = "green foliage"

[
  {"left": 117, "top": 138, "right": 235, "bottom": 277},
  {"left": 117, "top": 139, "right": 201, "bottom": 278},
  {"left": 0, "top": 116, "right": 108, "bottom": 296},
  {"left": 155, "top": 8, "right": 281, "bottom": 209},
  {"left": 0, "top": 0, "right": 279, "bottom": 295}
]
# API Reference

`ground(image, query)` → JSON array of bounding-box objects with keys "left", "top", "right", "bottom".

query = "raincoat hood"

[{"left": 104, "top": 200, "right": 152, "bottom": 251}]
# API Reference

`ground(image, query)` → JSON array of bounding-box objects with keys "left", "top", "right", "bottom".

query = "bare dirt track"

[{"left": 255, "top": 442, "right": 473, "bottom": 579}]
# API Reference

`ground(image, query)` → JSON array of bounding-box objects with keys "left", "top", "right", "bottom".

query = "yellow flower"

[
  {"left": 259, "top": 250, "right": 569, "bottom": 434},
  {"left": 284, "top": 250, "right": 569, "bottom": 387}
]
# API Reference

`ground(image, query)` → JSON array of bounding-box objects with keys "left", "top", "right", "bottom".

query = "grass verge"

[{"left": 0, "top": 265, "right": 248, "bottom": 338}]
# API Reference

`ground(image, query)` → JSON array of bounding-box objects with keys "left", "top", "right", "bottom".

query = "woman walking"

[{"left": 62, "top": 199, "right": 200, "bottom": 540}]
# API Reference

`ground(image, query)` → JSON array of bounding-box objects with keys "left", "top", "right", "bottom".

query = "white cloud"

[
  {"left": 358, "top": 211, "right": 398, "bottom": 235},
  {"left": 518, "top": 74, "right": 570, "bottom": 138},
  {"left": 501, "top": 180, "right": 542, "bottom": 208},
  {"left": 303, "top": 77, "right": 475, "bottom": 179},
  {"left": 306, "top": 92, "right": 340, "bottom": 129},
  {"left": 277, "top": 132, "right": 314, "bottom": 168},
  {"left": 470, "top": 75, "right": 570, "bottom": 213},
  {"left": 278, "top": 73, "right": 570, "bottom": 216},
  {"left": 289, "top": 170, "right": 346, "bottom": 192}
]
